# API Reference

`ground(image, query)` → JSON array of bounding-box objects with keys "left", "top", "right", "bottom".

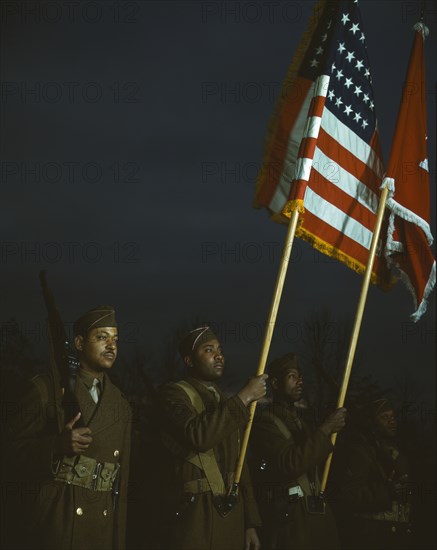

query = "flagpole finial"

[{"left": 413, "top": 21, "right": 429, "bottom": 38}]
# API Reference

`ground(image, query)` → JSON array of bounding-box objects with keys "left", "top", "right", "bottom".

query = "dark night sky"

[{"left": 1, "top": 1, "right": 435, "bottom": 403}]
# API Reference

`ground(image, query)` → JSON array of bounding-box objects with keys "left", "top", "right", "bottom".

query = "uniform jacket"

[
  {"left": 6, "top": 372, "right": 131, "bottom": 550},
  {"left": 331, "top": 432, "right": 416, "bottom": 550},
  {"left": 159, "top": 377, "right": 261, "bottom": 550},
  {"left": 251, "top": 401, "right": 339, "bottom": 550},
  {"left": 332, "top": 433, "right": 412, "bottom": 514}
]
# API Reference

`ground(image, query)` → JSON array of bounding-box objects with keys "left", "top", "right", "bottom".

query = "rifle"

[{"left": 39, "top": 270, "right": 81, "bottom": 432}]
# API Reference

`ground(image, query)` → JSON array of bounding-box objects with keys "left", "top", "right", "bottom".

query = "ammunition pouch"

[
  {"left": 356, "top": 501, "right": 411, "bottom": 524},
  {"left": 54, "top": 455, "right": 120, "bottom": 492},
  {"left": 261, "top": 482, "right": 305, "bottom": 505},
  {"left": 288, "top": 484, "right": 304, "bottom": 502}
]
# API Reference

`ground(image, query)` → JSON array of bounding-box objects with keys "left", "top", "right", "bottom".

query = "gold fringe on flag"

[
  {"left": 253, "top": 0, "right": 328, "bottom": 207},
  {"left": 293, "top": 225, "right": 396, "bottom": 291}
]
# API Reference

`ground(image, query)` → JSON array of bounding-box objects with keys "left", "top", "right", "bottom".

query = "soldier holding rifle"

[
  {"left": 332, "top": 397, "right": 415, "bottom": 550},
  {"left": 6, "top": 304, "right": 131, "bottom": 550}
]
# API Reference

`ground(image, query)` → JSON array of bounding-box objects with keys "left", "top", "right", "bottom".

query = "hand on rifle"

[
  {"left": 54, "top": 412, "right": 93, "bottom": 457},
  {"left": 320, "top": 407, "right": 347, "bottom": 437},
  {"left": 238, "top": 374, "right": 268, "bottom": 407}
]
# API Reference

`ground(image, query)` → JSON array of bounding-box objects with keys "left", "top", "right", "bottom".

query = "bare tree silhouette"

[{"left": 300, "top": 309, "right": 355, "bottom": 414}]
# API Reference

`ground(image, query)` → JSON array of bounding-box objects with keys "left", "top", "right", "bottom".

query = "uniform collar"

[
  {"left": 185, "top": 376, "right": 222, "bottom": 402},
  {"left": 270, "top": 400, "right": 303, "bottom": 424},
  {"left": 77, "top": 367, "right": 104, "bottom": 389}
]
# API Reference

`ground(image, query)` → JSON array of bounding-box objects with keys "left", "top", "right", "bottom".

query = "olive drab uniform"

[
  {"left": 6, "top": 371, "right": 131, "bottom": 550},
  {"left": 332, "top": 434, "right": 415, "bottom": 550},
  {"left": 251, "top": 402, "right": 340, "bottom": 550},
  {"left": 159, "top": 377, "right": 261, "bottom": 550}
]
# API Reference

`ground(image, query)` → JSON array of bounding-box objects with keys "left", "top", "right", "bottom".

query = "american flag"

[
  {"left": 254, "top": 0, "right": 393, "bottom": 287},
  {"left": 382, "top": 23, "right": 435, "bottom": 321}
]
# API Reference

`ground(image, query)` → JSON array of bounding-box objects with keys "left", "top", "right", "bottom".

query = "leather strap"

[
  {"left": 270, "top": 413, "right": 319, "bottom": 497},
  {"left": 175, "top": 381, "right": 227, "bottom": 496}
]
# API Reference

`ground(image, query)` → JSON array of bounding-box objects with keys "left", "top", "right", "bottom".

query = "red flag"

[
  {"left": 382, "top": 23, "right": 435, "bottom": 321},
  {"left": 254, "top": 0, "right": 393, "bottom": 288}
]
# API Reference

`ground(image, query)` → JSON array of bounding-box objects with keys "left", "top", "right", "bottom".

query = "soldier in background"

[
  {"left": 332, "top": 397, "right": 415, "bottom": 550},
  {"left": 251, "top": 352, "right": 346, "bottom": 550},
  {"left": 158, "top": 326, "right": 266, "bottom": 550},
  {"left": 6, "top": 306, "right": 132, "bottom": 550}
]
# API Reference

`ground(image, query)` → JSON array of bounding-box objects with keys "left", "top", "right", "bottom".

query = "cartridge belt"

[
  {"left": 54, "top": 455, "right": 120, "bottom": 492},
  {"left": 184, "top": 478, "right": 211, "bottom": 494},
  {"left": 356, "top": 501, "right": 411, "bottom": 523},
  {"left": 183, "top": 474, "right": 235, "bottom": 495}
]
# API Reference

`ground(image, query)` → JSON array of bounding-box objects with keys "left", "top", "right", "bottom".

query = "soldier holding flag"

[
  {"left": 158, "top": 326, "right": 266, "bottom": 550},
  {"left": 251, "top": 353, "right": 346, "bottom": 550}
]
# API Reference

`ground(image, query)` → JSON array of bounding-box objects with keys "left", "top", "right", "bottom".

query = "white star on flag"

[{"left": 255, "top": 0, "right": 393, "bottom": 291}]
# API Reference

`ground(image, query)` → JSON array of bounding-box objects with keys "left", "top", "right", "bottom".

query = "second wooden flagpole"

[
  {"left": 320, "top": 186, "right": 390, "bottom": 494},
  {"left": 231, "top": 209, "right": 300, "bottom": 492}
]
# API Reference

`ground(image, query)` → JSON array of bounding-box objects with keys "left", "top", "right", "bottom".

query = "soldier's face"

[
  {"left": 75, "top": 327, "right": 118, "bottom": 373},
  {"left": 278, "top": 367, "right": 303, "bottom": 403},
  {"left": 187, "top": 338, "right": 224, "bottom": 383},
  {"left": 375, "top": 409, "right": 397, "bottom": 438}
]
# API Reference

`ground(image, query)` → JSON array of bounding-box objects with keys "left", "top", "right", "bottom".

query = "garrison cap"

[
  {"left": 267, "top": 352, "right": 300, "bottom": 379},
  {"left": 364, "top": 397, "right": 393, "bottom": 418},
  {"left": 179, "top": 326, "right": 218, "bottom": 358},
  {"left": 73, "top": 305, "right": 117, "bottom": 336}
]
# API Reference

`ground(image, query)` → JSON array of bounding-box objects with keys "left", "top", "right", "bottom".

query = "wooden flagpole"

[
  {"left": 232, "top": 209, "right": 300, "bottom": 491},
  {"left": 320, "top": 186, "right": 390, "bottom": 493}
]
